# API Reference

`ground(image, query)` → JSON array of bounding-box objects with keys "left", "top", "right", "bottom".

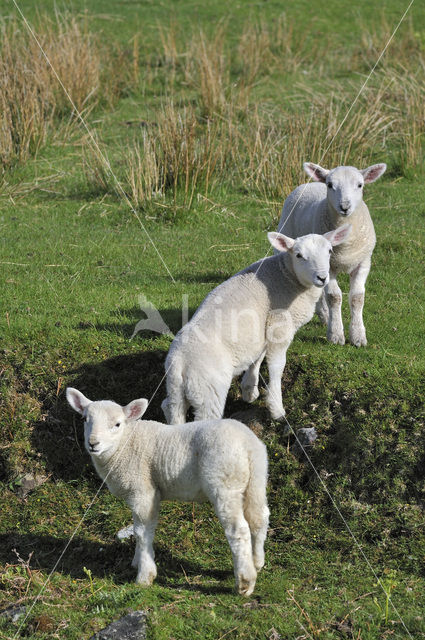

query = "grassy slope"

[{"left": 0, "top": 1, "right": 424, "bottom": 639}]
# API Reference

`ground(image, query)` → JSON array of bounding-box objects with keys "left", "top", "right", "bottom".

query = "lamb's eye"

[
  {"left": 296, "top": 253, "right": 303, "bottom": 259},
  {"left": 329, "top": 248, "right": 332, "bottom": 253},
  {"left": 327, "top": 181, "right": 333, "bottom": 189},
  {"left": 358, "top": 183, "right": 363, "bottom": 188},
  {"left": 115, "top": 422, "right": 121, "bottom": 428}
]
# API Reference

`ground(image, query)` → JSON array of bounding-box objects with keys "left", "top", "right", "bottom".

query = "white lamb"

[
  {"left": 276, "top": 162, "right": 387, "bottom": 346},
  {"left": 161, "top": 225, "right": 351, "bottom": 424},
  {"left": 66, "top": 387, "right": 269, "bottom": 597}
]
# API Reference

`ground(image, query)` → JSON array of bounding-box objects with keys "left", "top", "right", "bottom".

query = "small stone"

[
  {"left": 89, "top": 610, "right": 147, "bottom": 640},
  {"left": 0, "top": 605, "right": 27, "bottom": 623},
  {"left": 17, "top": 473, "right": 47, "bottom": 498},
  {"left": 291, "top": 427, "right": 318, "bottom": 457}
]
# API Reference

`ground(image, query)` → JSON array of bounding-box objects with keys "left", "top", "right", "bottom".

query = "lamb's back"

[{"left": 278, "top": 183, "right": 329, "bottom": 237}]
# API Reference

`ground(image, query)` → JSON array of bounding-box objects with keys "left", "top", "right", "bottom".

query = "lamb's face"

[
  {"left": 268, "top": 225, "right": 351, "bottom": 289},
  {"left": 303, "top": 162, "right": 387, "bottom": 217},
  {"left": 66, "top": 388, "right": 149, "bottom": 461},
  {"left": 290, "top": 234, "right": 332, "bottom": 288},
  {"left": 325, "top": 166, "right": 364, "bottom": 217},
  {"left": 83, "top": 401, "right": 126, "bottom": 459}
]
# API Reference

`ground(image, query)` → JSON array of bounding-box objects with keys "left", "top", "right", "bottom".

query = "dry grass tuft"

[
  {"left": 234, "top": 82, "right": 394, "bottom": 205},
  {"left": 0, "top": 12, "right": 124, "bottom": 171},
  {"left": 0, "top": 22, "right": 53, "bottom": 169},
  {"left": 184, "top": 26, "right": 230, "bottom": 118},
  {"left": 351, "top": 14, "right": 421, "bottom": 72},
  {"left": 49, "top": 12, "right": 425, "bottom": 213},
  {"left": 124, "top": 103, "right": 232, "bottom": 210}
]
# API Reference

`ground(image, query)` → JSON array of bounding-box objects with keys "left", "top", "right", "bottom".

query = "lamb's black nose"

[
  {"left": 89, "top": 441, "right": 99, "bottom": 450},
  {"left": 317, "top": 275, "right": 326, "bottom": 284}
]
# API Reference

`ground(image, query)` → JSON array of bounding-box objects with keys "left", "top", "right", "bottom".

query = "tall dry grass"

[
  {"left": 124, "top": 103, "right": 233, "bottom": 210},
  {"left": 84, "top": 67, "right": 424, "bottom": 214},
  {"left": 0, "top": 22, "right": 52, "bottom": 169},
  {"left": 350, "top": 14, "right": 421, "bottom": 72},
  {"left": 68, "top": 13, "right": 425, "bottom": 213},
  {"left": 184, "top": 26, "right": 230, "bottom": 118},
  {"left": 154, "top": 18, "right": 319, "bottom": 117},
  {"left": 0, "top": 12, "right": 124, "bottom": 171}
]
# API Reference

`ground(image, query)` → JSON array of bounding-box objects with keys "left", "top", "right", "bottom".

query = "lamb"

[
  {"left": 161, "top": 225, "right": 351, "bottom": 424},
  {"left": 276, "top": 162, "right": 387, "bottom": 347},
  {"left": 66, "top": 387, "right": 269, "bottom": 597}
]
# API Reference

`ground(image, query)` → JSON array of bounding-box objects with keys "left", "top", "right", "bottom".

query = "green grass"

[{"left": 0, "top": 0, "right": 425, "bottom": 638}]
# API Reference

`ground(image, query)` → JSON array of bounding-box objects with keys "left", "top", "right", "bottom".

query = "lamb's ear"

[
  {"left": 303, "top": 162, "right": 329, "bottom": 183},
  {"left": 268, "top": 232, "right": 295, "bottom": 252},
  {"left": 361, "top": 163, "right": 387, "bottom": 184},
  {"left": 324, "top": 223, "right": 352, "bottom": 247},
  {"left": 123, "top": 399, "right": 148, "bottom": 421},
  {"left": 66, "top": 387, "right": 91, "bottom": 415}
]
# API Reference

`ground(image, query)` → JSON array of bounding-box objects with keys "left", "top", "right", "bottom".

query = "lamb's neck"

[
  {"left": 91, "top": 438, "right": 134, "bottom": 494},
  {"left": 279, "top": 252, "right": 316, "bottom": 295},
  {"left": 278, "top": 253, "right": 308, "bottom": 294}
]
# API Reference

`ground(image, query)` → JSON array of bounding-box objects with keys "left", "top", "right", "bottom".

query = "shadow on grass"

[
  {"left": 30, "top": 351, "right": 168, "bottom": 484},
  {"left": 86, "top": 305, "right": 193, "bottom": 338},
  {"left": 0, "top": 532, "right": 232, "bottom": 591}
]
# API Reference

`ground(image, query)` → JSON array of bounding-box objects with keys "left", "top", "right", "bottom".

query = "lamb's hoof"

[
  {"left": 351, "top": 337, "right": 367, "bottom": 348},
  {"left": 270, "top": 411, "right": 286, "bottom": 422},
  {"left": 136, "top": 570, "right": 156, "bottom": 586},
  {"left": 242, "top": 386, "right": 259, "bottom": 403},
  {"left": 237, "top": 577, "right": 256, "bottom": 597},
  {"left": 328, "top": 332, "right": 345, "bottom": 345},
  {"left": 253, "top": 554, "right": 265, "bottom": 572},
  {"left": 350, "top": 330, "right": 367, "bottom": 347}
]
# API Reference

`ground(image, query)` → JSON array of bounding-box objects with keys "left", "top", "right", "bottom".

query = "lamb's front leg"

[
  {"left": 132, "top": 492, "right": 160, "bottom": 586},
  {"left": 326, "top": 273, "right": 345, "bottom": 345},
  {"left": 349, "top": 258, "right": 371, "bottom": 347}
]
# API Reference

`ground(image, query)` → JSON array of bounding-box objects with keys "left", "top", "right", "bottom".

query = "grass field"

[{"left": 0, "top": 1, "right": 424, "bottom": 638}]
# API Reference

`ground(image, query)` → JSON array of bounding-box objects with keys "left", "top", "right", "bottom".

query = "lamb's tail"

[
  {"left": 161, "top": 351, "right": 187, "bottom": 424},
  {"left": 244, "top": 439, "right": 269, "bottom": 534},
  {"left": 243, "top": 438, "right": 269, "bottom": 571}
]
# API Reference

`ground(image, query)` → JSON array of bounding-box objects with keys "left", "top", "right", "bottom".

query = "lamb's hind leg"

[
  {"left": 191, "top": 369, "right": 232, "bottom": 421},
  {"left": 213, "top": 490, "right": 257, "bottom": 597},
  {"left": 249, "top": 504, "right": 269, "bottom": 572},
  {"left": 161, "top": 395, "right": 188, "bottom": 425},
  {"left": 192, "top": 383, "right": 228, "bottom": 421},
  {"left": 241, "top": 351, "right": 265, "bottom": 403}
]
